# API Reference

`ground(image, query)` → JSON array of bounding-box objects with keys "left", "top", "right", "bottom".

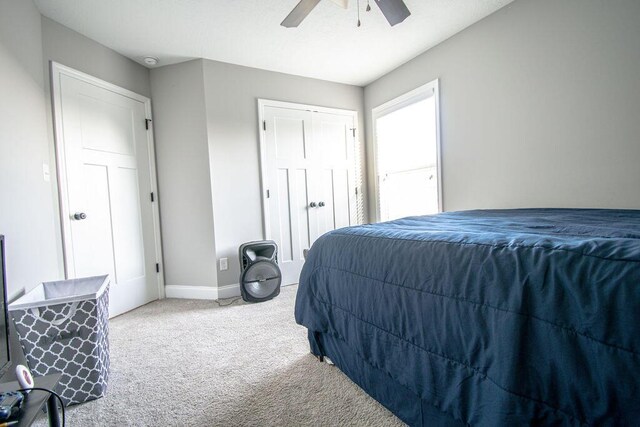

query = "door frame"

[
  {"left": 50, "top": 61, "right": 165, "bottom": 299},
  {"left": 257, "top": 99, "right": 360, "bottom": 240},
  {"left": 371, "top": 79, "right": 443, "bottom": 222}
]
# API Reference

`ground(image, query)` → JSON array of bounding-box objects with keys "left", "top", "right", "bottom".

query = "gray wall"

[
  {"left": 0, "top": 0, "right": 62, "bottom": 296},
  {"left": 0, "top": 2, "right": 153, "bottom": 297},
  {"left": 41, "top": 17, "right": 151, "bottom": 97},
  {"left": 150, "top": 60, "right": 218, "bottom": 288},
  {"left": 364, "top": 0, "right": 640, "bottom": 218},
  {"left": 7, "top": 0, "right": 637, "bottom": 299},
  {"left": 202, "top": 59, "right": 365, "bottom": 287}
]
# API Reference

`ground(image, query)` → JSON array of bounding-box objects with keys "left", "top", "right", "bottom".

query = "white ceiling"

[{"left": 34, "top": 0, "right": 514, "bottom": 86}]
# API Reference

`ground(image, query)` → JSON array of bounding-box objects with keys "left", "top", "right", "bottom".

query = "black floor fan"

[{"left": 239, "top": 240, "right": 282, "bottom": 302}]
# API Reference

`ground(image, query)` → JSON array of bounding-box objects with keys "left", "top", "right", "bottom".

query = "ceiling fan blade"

[
  {"left": 328, "top": 0, "right": 349, "bottom": 8},
  {"left": 375, "top": 0, "right": 411, "bottom": 26},
  {"left": 281, "top": 0, "right": 322, "bottom": 28}
]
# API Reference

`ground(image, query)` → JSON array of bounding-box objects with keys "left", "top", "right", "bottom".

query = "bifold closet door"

[
  {"left": 263, "top": 107, "right": 314, "bottom": 285},
  {"left": 263, "top": 105, "right": 357, "bottom": 285},
  {"left": 310, "top": 112, "right": 356, "bottom": 241}
]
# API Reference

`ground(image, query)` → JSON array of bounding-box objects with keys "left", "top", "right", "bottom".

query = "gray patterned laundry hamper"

[{"left": 8, "top": 275, "right": 110, "bottom": 406}]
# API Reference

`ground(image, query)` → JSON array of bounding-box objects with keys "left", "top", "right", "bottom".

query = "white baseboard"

[
  {"left": 218, "top": 283, "right": 241, "bottom": 299},
  {"left": 164, "top": 282, "right": 294, "bottom": 301},
  {"left": 165, "top": 285, "right": 218, "bottom": 300},
  {"left": 217, "top": 282, "right": 295, "bottom": 299}
]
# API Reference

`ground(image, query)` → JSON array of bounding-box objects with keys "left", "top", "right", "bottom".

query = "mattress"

[{"left": 294, "top": 209, "right": 640, "bottom": 426}]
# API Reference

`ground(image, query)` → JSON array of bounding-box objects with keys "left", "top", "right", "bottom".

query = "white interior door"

[
  {"left": 262, "top": 103, "right": 357, "bottom": 285},
  {"left": 263, "top": 106, "right": 313, "bottom": 285},
  {"left": 311, "top": 112, "right": 357, "bottom": 241},
  {"left": 52, "top": 64, "right": 163, "bottom": 318}
]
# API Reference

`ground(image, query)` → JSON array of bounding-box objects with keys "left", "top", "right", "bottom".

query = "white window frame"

[{"left": 371, "top": 79, "right": 443, "bottom": 222}]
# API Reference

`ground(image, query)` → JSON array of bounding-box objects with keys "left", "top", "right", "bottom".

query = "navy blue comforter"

[{"left": 295, "top": 209, "right": 640, "bottom": 426}]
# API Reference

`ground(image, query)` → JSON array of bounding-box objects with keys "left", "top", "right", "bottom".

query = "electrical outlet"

[{"left": 219, "top": 258, "right": 228, "bottom": 271}]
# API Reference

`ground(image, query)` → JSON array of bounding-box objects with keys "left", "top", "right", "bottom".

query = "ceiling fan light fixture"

[{"left": 280, "top": 0, "right": 410, "bottom": 28}]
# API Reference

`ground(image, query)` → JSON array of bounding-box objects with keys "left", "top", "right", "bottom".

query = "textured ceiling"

[{"left": 34, "top": 0, "right": 514, "bottom": 86}]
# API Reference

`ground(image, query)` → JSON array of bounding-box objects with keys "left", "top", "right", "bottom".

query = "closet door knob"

[
  {"left": 318, "top": 201, "right": 325, "bottom": 207},
  {"left": 73, "top": 212, "right": 87, "bottom": 220},
  {"left": 309, "top": 202, "right": 317, "bottom": 208}
]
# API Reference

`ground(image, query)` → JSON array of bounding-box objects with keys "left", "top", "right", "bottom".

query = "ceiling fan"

[{"left": 281, "top": 0, "right": 411, "bottom": 28}]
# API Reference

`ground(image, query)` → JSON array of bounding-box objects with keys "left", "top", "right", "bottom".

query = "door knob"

[
  {"left": 309, "top": 202, "right": 317, "bottom": 208},
  {"left": 318, "top": 201, "right": 325, "bottom": 207},
  {"left": 73, "top": 212, "right": 87, "bottom": 220}
]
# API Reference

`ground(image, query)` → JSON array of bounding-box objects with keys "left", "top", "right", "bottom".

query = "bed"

[{"left": 294, "top": 209, "right": 640, "bottom": 426}]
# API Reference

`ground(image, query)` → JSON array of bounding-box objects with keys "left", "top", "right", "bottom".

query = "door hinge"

[
  {"left": 350, "top": 128, "right": 356, "bottom": 137},
  {"left": 355, "top": 187, "right": 358, "bottom": 196},
  {"left": 263, "top": 120, "right": 266, "bottom": 131},
  {"left": 145, "top": 118, "right": 152, "bottom": 130},
  {"left": 150, "top": 192, "right": 155, "bottom": 202},
  {"left": 156, "top": 263, "right": 160, "bottom": 273},
  {"left": 266, "top": 189, "right": 270, "bottom": 198}
]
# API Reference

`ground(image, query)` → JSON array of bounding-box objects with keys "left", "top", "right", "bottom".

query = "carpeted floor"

[{"left": 37, "top": 285, "right": 404, "bottom": 426}]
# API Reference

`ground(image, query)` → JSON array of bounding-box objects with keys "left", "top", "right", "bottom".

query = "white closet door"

[
  {"left": 264, "top": 106, "right": 314, "bottom": 285},
  {"left": 262, "top": 104, "right": 357, "bottom": 285},
  {"left": 53, "top": 67, "right": 161, "bottom": 318},
  {"left": 311, "top": 112, "right": 356, "bottom": 241}
]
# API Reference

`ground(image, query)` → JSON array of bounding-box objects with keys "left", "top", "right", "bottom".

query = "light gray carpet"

[{"left": 38, "top": 285, "right": 404, "bottom": 426}]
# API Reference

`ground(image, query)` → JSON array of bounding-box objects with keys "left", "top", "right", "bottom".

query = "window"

[{"left": 373, "top": 80, "right": 442, "bottom": 222}]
